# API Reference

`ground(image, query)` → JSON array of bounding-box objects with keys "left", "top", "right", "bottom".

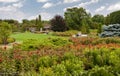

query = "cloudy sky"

[{"left": 0, "top": 0, "right": 120, "bottom": 22}]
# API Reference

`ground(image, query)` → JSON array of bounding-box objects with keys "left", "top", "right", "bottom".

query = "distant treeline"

[{"left": 0, "top": 7, "right": 120, "bottom": 33}]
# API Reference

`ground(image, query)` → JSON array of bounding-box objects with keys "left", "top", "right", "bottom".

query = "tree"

[
  {"left": 4, "top": 19, "right": 20, "bottom": 32},
  {"left": 36, "top": 15, "right": 43, "bottom": 31},
  {"left": 0, "top": 22, "right": 12, "bottom": 44},
  {"left": 81, "top": 19, "right": 90, "bottom": 34},
  {"left": 90, "top": 14, "right": 105, "bottom": 29},
  {"left": 92, "top": 14, "right": 105, "bottom": 24},
  {"left": 22, "top": 19, "right": 30, "bottom": 31},
  {"left": 97, "top": 23, "right": 102, "bottom": 34},
  {"left": 105, "top": 10, "right": 120, "bottom": 25},
  {"left": 51, "top": 15, "right": 68, "bottom": 32},
  {"left": 64, "top": 7, "right": 91, "bottom": 31}
]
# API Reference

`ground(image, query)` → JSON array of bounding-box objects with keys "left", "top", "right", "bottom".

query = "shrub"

[
  {"left": 61, "top": 59, "right": 83, "bottom": 76},
  {"left": 52, "top": 30, "right": 78, "bottom": 37},
  {"left": 7, "top": 37, "right": 15, "bottom": 43},
  {"left": 0, "top": 39, "right": 2, "bottom": 44},
  {"left": 38, "top": 56, "right": 57, "bottom": 67},
  {"left": 87, "top": 66, "right": 114, "bottom": 76},
  {"left": 52, "top": 64, "right": 66, "bottom": 76},
  {"left": 50, "top": 38, "right": 71, "bottom": 47},
  {"left": 83, "top": 48, "right": 120, "bottom": 71},
  {"left": 39, "top": 67, "right": 54, "bottom": 76},
  {"left": 20, "top": 38, "right": 71, "bottom": 51},
  {"left": 0, "top": 37, "right": 15, "bottom": 44},
  {"left": 70, "top": 37, "right": 96, "bottom": 45},
  {"left": 53, "top": 56, "right": 84, "bottom": 76},
  {"left": 92, "top": 37, "right": 120, "bottom": 45}
]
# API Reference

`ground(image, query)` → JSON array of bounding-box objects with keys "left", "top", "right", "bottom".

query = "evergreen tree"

[
  {"left": 97, "top": 23, "right": 102, "bottom": 34},
  {"left": 36, "top": 15, "right": 43, "bottom": 31},
  {"left": 81, "top": 19, "right": 90, "bottom": 34}
]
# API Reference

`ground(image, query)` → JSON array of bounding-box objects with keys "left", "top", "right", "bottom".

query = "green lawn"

[{"left": 11, "top": 32, "right": 66, "bottom": 42}]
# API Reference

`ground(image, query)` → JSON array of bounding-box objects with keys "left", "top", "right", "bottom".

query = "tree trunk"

[{"left": 2, "top": 37, "right": 7, "bottom": 45}]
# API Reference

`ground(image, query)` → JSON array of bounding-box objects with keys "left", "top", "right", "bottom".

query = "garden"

[
  {"left": 0, "top": 31, "right": 120, "bottom": 76},
  {"left": 0, "top": 7, "right": 120, "bottom": 76}
]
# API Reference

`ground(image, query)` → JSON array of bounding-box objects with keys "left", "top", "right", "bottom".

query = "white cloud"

[
  {"left": 0, "top": 0, "right": 19, "bottom": 3},
  {"left": 40, "top": 12, "right": 53, "bottom": 20},
  {"left": 0, "top": 1, "right": 23, "bottom": 12},
  {"left": 42, "top": 2, "right": 53, "bottom": 8},
  {"left": 28, "top": 15, "right": 38, "bottom": 20},
  {"left": 63, "top": 8, "right": 67, "bottom": 12},
  {"left": 0, "top": 6, "right": 16, "bottom": 12},
  {"left": 28, "top": 12, "right": 53, "bottom": 20},
  {"left": 37, "top": 0, "right": 48, "bottom": 3},
  {"left": 95, "top": 6, "right": 105, "bottom": 13},
  {"left": 0, "top": 9, "right": 26, "bottom": 22},
  {"left": 63, "top": 0, "right": 80, "bottom": 3},
  {"left": 12, "top": 2, "right": 23, "bottom": 8},
  {"left": 63, "top": 0, "right": 99, "bottom": 12},
  {"left": 86, "top": 9, "right": 90, "bottom": 13},
  {"left": 0, "top": 1, "right": 26, "bottom": 22},
  {"left": 107, "top": 3, "right": 120, "bottom": 11},
  {"left": 78, "top": 0, "right": 99, "bottom": 7}
]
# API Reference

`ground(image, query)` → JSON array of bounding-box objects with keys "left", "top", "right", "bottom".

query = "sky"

[{"left": 0, "top": 0, "right": 120, "bottom": 22}]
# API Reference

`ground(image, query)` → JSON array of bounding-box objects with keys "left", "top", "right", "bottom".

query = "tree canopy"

[
  {"left": 92, "top": 14, "right": 105, "bottom": 24},
  {"left": 0, "top": 22, "right": 12, "bottom": 44},
  {"left": 91, "top": 14, "right": 105, "bottom": 31},
  {"left": 36, "top": 15, "right": 43, "bottom": 31},
  {"left": 64, "top": 7, "right": 91, "bottom": 31},
  {"left": 105, "top": 10, "right": 120, "bottom": 25},
  {"left": 51, "top": 15, "right": 68, "bottom": 32}
]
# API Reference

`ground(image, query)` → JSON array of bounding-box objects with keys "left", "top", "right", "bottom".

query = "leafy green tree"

[
  {"left": 21, "top": 15, "right": 43, "bottom": 32},
  {"left": 22, "top": 19, "right": 30, "bottom": 31},
  {"left": 105, "top": 10, "right": 120, "bottom": 25},
  {"left": 64, "top": 7, "right": 91, "bottom": 31},
  {"left": 3, "top": 19, "right": 19, "bottom": 32},
  {"left": 51, "top": 15, "right": 68, "bottom": 32},
  {"left": 0, "top": 22, "right": 12, "bottom": 44},
  {"left": 92, "top": 14, "right": 105, "bottom": 24},
  {"left": 81, "top": 19, "right": 90, "bottom": 34},
  {"left": 91, "top": 14, "right": 104, "bottom": 34},
  {"left": 90, "top": 14, "right": 105, "bottom": 29},
  {"left": 97, "top": 23, "right": 102, "bottom": 34},
  {"left": 36, "top": 15, "right": 43, "bottom": 31}
]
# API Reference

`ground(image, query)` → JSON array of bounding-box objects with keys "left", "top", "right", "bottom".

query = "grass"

[{"left": 11, "top": 32, "right": 67, "bottom": 42}]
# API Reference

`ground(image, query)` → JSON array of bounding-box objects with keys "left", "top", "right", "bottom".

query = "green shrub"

[
  {"left": 20, "top": 38, "right": 71, "bottom": 51},
  {"left": 62, "top": 59, "right": 83, "bottom": 76},
  {"left": 52, "top": 64, "right": 66, "bottom": 76},
  {"left": 92, "top": 37, "right": 120, "bottom": 45},
  {"left": 50, "top": 38, "right": 71, "bottom": 47},
  {"left": 39, "top": 67, "right": 54, "bottom": 76},
  {"left": 87, "top": 66, "right": 114, "bottom": 76},
  {"left": 0, "top": 39, "right": 2, "bottom": 44},
  {"left": 0, "top": 37, "right": 15, "bottom": 44},
  {"left": 83, "top": 48, "right": 120, "bottom": 71},
  {"left": 52, "top": 30, "right": 78, "bottom": 37},
  {"left": 21, "top": 39, "right": 39, "bottom": 51},
  {"left": 38, "top": 56, "right": 57, "bottom": 67},
  {"left": 7, "top": 37, "right": 15, "bottom": 43},
  {"left": 53, "top": 57, "right": 84, "bottom": 76},
  {"left": 20, "top": 71, "right": 40, "bottom": 76}
]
